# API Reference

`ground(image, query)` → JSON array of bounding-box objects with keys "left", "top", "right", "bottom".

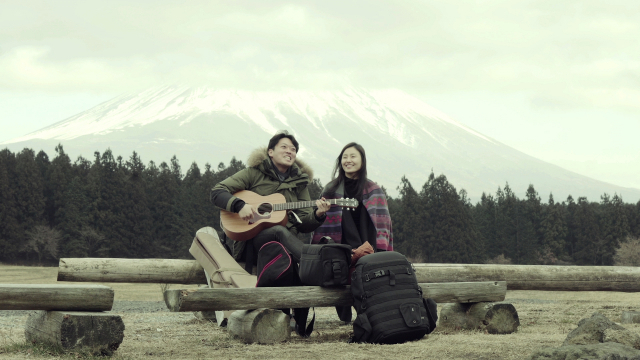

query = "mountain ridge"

[{"left": 4, "top": 86, "right": 640, "bottom": 203}]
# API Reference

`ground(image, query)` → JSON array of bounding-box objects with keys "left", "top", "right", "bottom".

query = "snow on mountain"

[{"left": 4, "top": 86, "right": 640, "bottom": 202}]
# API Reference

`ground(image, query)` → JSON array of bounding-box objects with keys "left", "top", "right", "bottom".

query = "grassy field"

[{"left": 2, "top": 263, "right": 640, "bottom": 359}]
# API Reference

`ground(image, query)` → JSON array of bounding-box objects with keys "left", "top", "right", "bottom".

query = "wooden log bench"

[
  {"left": 0, "top": 284, "right": 114, "bottom": 311},
  {"left": 59, "top": 260, "right": 640, "bottom": 292},
  {"left": 57, "top": 258, "right": 206, "bottom": 284},
  {"left": 0, "top": 284, "right": 124, "bottom": 354},
  {"left": 412, "top": 263, "right": 640, "bottom": 292},
  {"left": 163, "top": 281, "right": 511, "bottom": 343},
  {"left": 163, "top": 281, "right": 507, "bottom": 312}
]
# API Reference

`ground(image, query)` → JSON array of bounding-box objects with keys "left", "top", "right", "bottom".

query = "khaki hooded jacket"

[{"left": 211, "top": 147, "right": 324, "bottom": 259}]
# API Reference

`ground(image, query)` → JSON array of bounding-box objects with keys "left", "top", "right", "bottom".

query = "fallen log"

[
  {"left": 438, "top": 302, "right": 520, "bottom": 334},
  {"left": 0, "top": 284, "right": 113, "bottom": 311},
  {"left": 58, "top": 258, "right": 206, "bottom": 284},
  {"left": 164, "top": 281, "right": 506, "bottom": 312},
  {"left": 227, "top": 309, "right": 291, "bottom": 344},
  {"left": 25, "top": 311, "right": 125, "bottom": 355},
  {"left": 413, "top": 264, "right": 640, "bottom": 291}
]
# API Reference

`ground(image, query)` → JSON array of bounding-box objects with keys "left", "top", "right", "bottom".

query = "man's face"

[{"left": 268, "top": 138, "right": 297, "bottom": 171}]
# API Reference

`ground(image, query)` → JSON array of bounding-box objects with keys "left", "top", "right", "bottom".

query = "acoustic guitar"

[{"left": 220, "top": 190, "right": 358, "bottom": 241}]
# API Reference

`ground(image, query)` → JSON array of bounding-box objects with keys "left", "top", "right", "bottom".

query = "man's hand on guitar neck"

[
  {"left": 239, "top": 204, "right": 258, "bottom": 221},
  {"left": 315, "top": 197, "right": 331, "bottom": 218}
]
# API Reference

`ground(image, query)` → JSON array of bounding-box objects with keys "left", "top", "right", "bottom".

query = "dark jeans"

[{"left": 251, "top": 225, "right": 304, "bottom": 262}]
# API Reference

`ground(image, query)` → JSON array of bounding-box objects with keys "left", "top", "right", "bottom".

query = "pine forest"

[{"left": 1, "top": 145, "right": 639, "bottom": 266}]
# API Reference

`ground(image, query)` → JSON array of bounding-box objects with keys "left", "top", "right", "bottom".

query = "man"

[{"left": 210, "top": 131, "right": 331, "bottom": 270}]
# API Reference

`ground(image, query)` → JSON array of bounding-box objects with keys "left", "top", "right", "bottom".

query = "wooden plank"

[
  {"left": 0, "top": 284, "right": 113, "bottom": 311},
  {"left": 164, "top": 281, "right": 506, "bottom": 312},
  {"left": 25, "top": 311, "right": 124, "bottom": 355},
  {"left": 57, "top": 258, "right": 206, "bottom": 284},
  {"left": 413, "top": 264, "right": 640, "bottom": 291}
]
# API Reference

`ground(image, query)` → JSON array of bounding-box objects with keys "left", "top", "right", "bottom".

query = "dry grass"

[{"left": 2, "top": 263, "right": 640, "bottom": 359}]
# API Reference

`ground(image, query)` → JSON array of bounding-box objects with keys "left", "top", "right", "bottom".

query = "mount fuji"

[{"left": 4, "top": 85, "right": 640, "bottom": 202}]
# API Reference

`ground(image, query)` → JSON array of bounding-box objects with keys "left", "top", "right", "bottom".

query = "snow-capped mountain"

[{"left": 4, "top": 86, "right": 640, "bottom": 202}]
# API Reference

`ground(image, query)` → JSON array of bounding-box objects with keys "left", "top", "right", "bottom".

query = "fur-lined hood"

[{"left": 247, "top": 147, "right": 314, "bottom": 181}]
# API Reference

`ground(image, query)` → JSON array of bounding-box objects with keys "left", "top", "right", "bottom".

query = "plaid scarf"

[{"left": 311, "top": 179, "right": 393, "bottom": 251}]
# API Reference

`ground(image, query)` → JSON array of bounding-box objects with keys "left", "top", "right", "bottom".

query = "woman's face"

[{"left": 341, "top": 146, "right": 362, "bottom": 179}]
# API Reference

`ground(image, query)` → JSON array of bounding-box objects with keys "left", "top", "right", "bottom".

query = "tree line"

[
  {"left": 1, "top": 145, "right": 639, "bottom": 265},
  {"left": 390, "top": 173, "right": 640, "bottom": 266}
]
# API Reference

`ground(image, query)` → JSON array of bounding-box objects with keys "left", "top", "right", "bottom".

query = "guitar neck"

[{"left": 272, "top": 199, "right": 344, "bottom": 211}]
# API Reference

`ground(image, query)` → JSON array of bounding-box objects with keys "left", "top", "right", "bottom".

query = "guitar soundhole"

[{"left": 257, "top": 203, "right": 273, "bottom": 215}]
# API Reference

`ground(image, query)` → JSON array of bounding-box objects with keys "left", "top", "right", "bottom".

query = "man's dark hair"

[{"left": 267, "top": 130, "right": 299, "bottom": 151}]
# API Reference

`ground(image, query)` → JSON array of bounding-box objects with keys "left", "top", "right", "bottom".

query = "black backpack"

[
  {"left": 255, "top": 241, "right": 314, "bottom": 337},
  {"left": 350, "top": 251, "right": 437, "bottom": 344}
]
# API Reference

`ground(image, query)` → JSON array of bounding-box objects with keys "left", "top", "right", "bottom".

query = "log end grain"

[
  {"left": 485, "top": 303, "right": 520, "bottom": 334},
  {"left": 25, "top": 311, "right": 125, "bottom": 355}
]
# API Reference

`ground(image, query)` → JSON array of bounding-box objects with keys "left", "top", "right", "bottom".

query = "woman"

[{"left": 311, "top": 142, "right": 393, "bottom": 322}]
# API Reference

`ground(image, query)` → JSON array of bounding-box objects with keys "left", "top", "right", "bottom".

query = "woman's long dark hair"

[{"left": 326, "top": 142, "right": 368, "bottom": 200}]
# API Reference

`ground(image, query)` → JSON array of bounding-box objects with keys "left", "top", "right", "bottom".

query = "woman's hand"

[{"left": 315, "top": 197, "right": 331, "bottom": 217}]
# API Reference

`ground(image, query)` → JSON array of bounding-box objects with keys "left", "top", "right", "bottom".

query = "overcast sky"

[{"left": 1, "top": 1, "right": 639, "bottom": 191}]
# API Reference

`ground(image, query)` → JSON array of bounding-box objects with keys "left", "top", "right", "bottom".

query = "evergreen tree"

[
  {"left": 631, "top": 200, "right": 640, "bottom": 238},
  {"left": 573, "top": 197, "right": 602, "bottom": 265},
  {"left": 149, "top": 161, "right": 182, "bottom": 258},
  {"left": 58, "top": 176, "right": 92, "bottom": 257},
  {"left": 598, "top": 193, "right": 630, "bottom": 265},
  {"left": 35, "top": 150, "right": 50, "bottom": 179},
  {"left": 392, "top": 176, "right": 426, "bottom": 259},
  {"left": 48, "top": 145, "right": 72, "bottom": 227},
  {"left": 518, "top": 184, "right": 542, "bottom": 264},
  {"left": 93, "top": 149, "right": 131, "bottom": 257},
  {"left": 539, "top": 193, "right": 568, "bottom": 263},
  {"left": 35, "top": 150, "right": 52, "bottom": 225},
  {"left": 72, "top": 155, "right": 92, "bottom": 180},
  {"left": 213, "top": 157, "right": 246, "bottom": 183},
  {"left": 201, "top": 163, "right": 221, "bottom": 230},
  {"left": 564, "top": 195, "right": 578, "bottom": 260},
  {"left": 495, "top": 184, "right": 518, "bottom": 262},
  {"left": 473, "top": 192, "right": 498, "bottom": 261},
  {"left": 121, "top": 151, "right": 154, "bottom": 257},
  {"left": 0, "top": 149, "right": 20, "bottom": 260},
  {"left": 420, "top": 173, "right": 481, "bottom": 263},
  {"left": 14, "top": 148, "right": 47, "bottom": 258},
  {"left": 174, "top": 161, "right": 207, "bottom": 258}
]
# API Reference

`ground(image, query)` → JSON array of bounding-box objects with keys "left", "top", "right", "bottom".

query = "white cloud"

[{"left": 0, "top": 0, "right": 639, "bottom": 113}]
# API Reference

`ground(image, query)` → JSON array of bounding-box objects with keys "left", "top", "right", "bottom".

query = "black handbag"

[{"left": 299, "top": 239, "right": 352, "bottom": 287}]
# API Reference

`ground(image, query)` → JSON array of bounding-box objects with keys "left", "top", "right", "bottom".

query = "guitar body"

[{"left": 220, "top": 191, "right": 289, "bottom": 242}]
